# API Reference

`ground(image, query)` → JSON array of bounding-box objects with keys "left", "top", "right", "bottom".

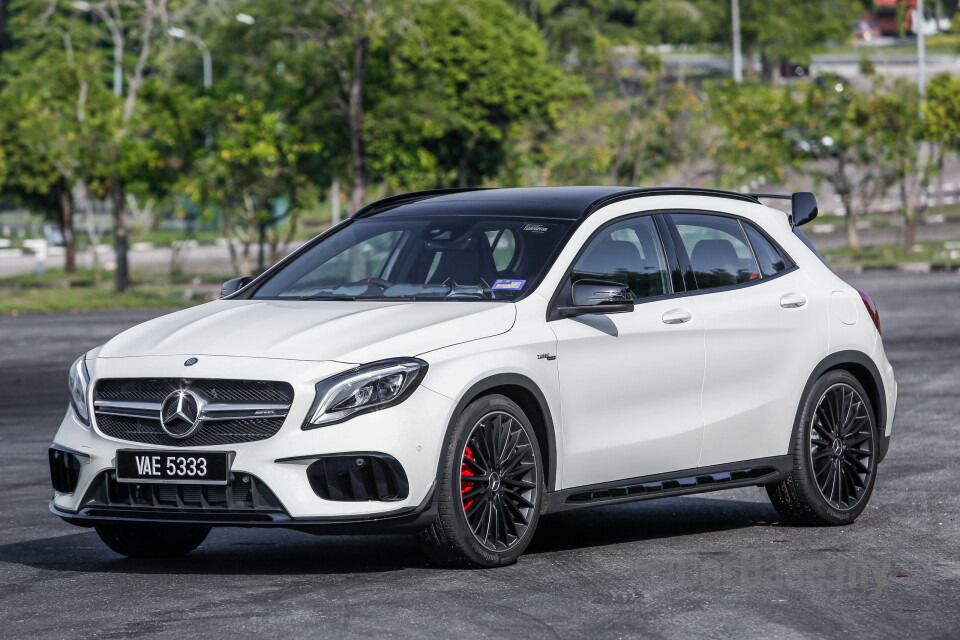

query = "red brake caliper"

[{"left": 461, "top": 446, "right": 475, "bottom": 511}]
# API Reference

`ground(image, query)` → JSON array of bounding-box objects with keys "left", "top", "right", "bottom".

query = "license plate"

[{"left": 116, "top": 450, "right": 231, "bottom": 485}]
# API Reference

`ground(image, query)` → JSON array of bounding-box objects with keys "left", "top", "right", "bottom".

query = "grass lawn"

[
  {"left": 824, "top": 238, "right": 960, "bottom": 268},
  {"left": 0, "top": 268, "right": 225, "bottom": 315},
  {"left": 0, "top": 285, "right": 201, "bottom": 316}
]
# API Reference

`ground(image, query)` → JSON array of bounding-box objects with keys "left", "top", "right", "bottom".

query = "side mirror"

[
  {"left": 221, "top": 276, "right": 253, "bottom": 298},
  {"left": 559, "top": 279, "right": 635, "bottom": 317},
  {"left": 791, "top": 192, "right": 818, "bottom": 227}
]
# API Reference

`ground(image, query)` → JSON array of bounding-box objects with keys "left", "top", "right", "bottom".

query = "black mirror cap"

[
  {"left": 221, "top": 276, "right": 254, "bottom": 298},
  {"left": 791, "top": 192, "right": 818, "bottom": 227},
  {"left": 560, "top": 279, "right": 635, "bottom": 317}
]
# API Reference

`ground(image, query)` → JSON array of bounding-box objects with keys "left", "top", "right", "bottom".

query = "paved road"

[{"left": 1, "top": 273, "right": 959, "bottom": 639}]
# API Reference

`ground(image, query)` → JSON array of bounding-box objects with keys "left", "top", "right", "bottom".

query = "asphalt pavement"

[{"left": 1, "top": 272, "right": 959, "bottom": 639}]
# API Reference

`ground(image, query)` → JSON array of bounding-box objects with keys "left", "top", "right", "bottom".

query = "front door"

[{"left": 549, "top": 214, "right": 706, "bottom": 490}]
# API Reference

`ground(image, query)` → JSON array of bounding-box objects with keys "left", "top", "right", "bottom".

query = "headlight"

[
  {"left": 303, "top": 358, "right": 428, "bottom": 429},
  {"left": 68, "top": 355, "right": 91, "bottom": 425}
]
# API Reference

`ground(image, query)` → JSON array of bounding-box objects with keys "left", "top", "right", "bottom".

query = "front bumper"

[
  {"left": 50, "top": 355, "right": 456, "bottom": 524},
  {"left": 49, "top": 489, "right": 438, "bottom": 534}
]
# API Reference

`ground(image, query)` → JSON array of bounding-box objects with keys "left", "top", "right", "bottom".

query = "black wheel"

[
  {"left": 419, "top": 394, "right": 543, "bottom": 568},
  {"left": 94, "top": 522, "right": 211, "bottom": 558},
  {"left": 767, "top": 370, "right": 878, "bottom": 526}
]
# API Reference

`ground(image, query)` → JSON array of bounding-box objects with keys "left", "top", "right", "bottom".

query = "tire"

[
  {"left": 419, "top": 394, "right": 544, "bottom": 568},
  {"left": 94, "top": 522, "right": 211, "bottom": 558},
  {"left": 767, "top": 370, "right": 878, "bottom": 526}
]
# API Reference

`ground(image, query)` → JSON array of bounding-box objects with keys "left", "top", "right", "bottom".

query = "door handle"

[
  {"left": 662, "top": 308, "right": 693, "bottom": 324},
  {"left": 780, "top": 293, "right": 808, "bottom": 308}
]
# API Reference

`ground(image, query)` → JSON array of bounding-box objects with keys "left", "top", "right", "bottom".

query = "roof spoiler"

[{"left": 750, "top": 192, "right": 818, "bottom": 228}]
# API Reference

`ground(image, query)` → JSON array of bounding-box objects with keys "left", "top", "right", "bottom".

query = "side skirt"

[{"left": 543, "top": 455, "right": 792, "bottom": 514}]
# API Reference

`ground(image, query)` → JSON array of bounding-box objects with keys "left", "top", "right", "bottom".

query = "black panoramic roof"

[{"left": 352, "top": 186, "right": 760, "bottom": 221}]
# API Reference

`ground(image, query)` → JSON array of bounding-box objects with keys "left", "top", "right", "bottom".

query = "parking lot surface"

[{"left": 1, "top": 272, "right": 958, "bottom": 639}]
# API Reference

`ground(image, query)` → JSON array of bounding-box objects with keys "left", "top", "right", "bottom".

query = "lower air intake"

[
  {"left": 306, "top": 454, "right": 409, "bottom": 502},
  {"left": 49, "top": 447, "right": 83, "bottom": 494}
]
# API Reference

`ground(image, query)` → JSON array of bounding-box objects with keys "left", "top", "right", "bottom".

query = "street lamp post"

[
  {"left": 917, "top": 0, "right": 927, "bottom": 98},
  {"left": 71, "top": 1, "right": 122, "bottom": 97},
  {"left": 167, "top": 27, "right": 211, "bottom": 91},
  {"left": 732, "top": 0, "right": 743, "bottom": 83},
  {"left": 168, "top": 27, "right": 213, "bottom": 151}
]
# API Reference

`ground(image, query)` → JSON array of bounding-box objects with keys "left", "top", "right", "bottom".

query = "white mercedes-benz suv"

[{"left": 49, "top": 187, "right": 897, "bottom": 567}]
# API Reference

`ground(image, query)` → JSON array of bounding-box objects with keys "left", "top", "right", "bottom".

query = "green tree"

[
  {"left": 923, "top": 73, "right": 960, "bottom": 209},
  {"left": 378, "top": 0, "right": 570, "bottom": 188},
  {"left": 793, "top": 80, "right": 893, "bottom": 250},
  {"left": 736, "top": 0, "right": 861, "bottom": 79},
  {"left": 866, "top": 78, "right": 927, "bottom": 254},
  {"left": 0, "top": 2, "right": 115, "bottom": 273},
  {"left": 708, "top": 80, "right": 799, "bottom": 189},
  {"left": 182, "top": 96, "right": 321, "bottom": 275}
]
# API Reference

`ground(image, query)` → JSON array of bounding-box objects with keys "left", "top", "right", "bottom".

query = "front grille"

[
  {"left": 93, "top": 378, "right": 293, "bottom": 447},
  {"left": 96, "top": 378, "right": 293, "bottom": 404},
  {"left": 97, "top": 414, "right": 285, "bottom": 447},
  {"left": 81, "top": 470, "right": 285, "bottom": 518}
]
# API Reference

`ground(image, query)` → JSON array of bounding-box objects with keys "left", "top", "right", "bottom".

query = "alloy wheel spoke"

[
  {"left": 502, "top": 495, "right": 530, "bottom": 527},
  {"left": 500, "top": 428, "right": 523, "bottom": 467},
  {"left": 844, "top": 452, "right": 871, "bottom": 475},
  {"left": 504, "top": 462, "right": 535, "bottom": 480},
  {"left": 843, "top": 461, "right": 866, "bottom": 489},
  {"left": 503, "top": 488, "right": 535, "bottom": 510},
  {"left": 813, "top": 414, "right": 834, "bottom": 440},
  {"left": 502, "top": 478, "right": 537, "bottom": 489},
  {"left": 847, "top": 433, "right": 872, "bottom": 447}
]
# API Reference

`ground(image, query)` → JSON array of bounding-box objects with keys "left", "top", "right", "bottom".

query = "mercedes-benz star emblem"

[{"left": 160, "top": 390, "right": 203, "bottom": 438}]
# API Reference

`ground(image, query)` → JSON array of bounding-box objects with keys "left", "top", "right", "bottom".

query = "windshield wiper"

[{"left": 298, "top": 294, "right": 357, "bottom": 301}]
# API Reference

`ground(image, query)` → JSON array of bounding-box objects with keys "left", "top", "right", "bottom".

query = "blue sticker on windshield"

[{"left": 492, "top": 279, "right": 526, "bottom": 291}]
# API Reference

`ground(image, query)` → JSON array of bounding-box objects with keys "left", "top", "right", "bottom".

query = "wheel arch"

[
  {"left": 794, "top": 350, "right": 889, "bottom": 462},
  {"left": 446, "top": 374, "right": 558, "bottom": 493}
]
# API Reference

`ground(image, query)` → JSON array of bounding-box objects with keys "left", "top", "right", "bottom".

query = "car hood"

[{"left": 96, "top": 299, "right": 517, "bottom": 363}]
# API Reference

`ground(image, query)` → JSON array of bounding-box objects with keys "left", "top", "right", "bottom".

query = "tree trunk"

[
  {"left": 347, "top": 36, "right": 370, "bottom": 214},
  {"left": 331, "top": 177, "right": 341, "bottom": 226},
  {"left": 898, "top": 176, "right": 916, "bottom": 255},
  {"left": 902, "top": 212, "right": 919, "bottom": 255},
  {"left": 458, "top": 147, "right": 469, "bottom": 188},
  {"left": 257, "top": 220, "right": 267, "bottom": 273},
  {"left": 937, "top": 149, "right": 945, "bottom": 210},
  {"left": 110, "top": 173, "right": 129, "bottom": 292},
  {"left": 840, "top": 194, "right": 860, "bottom": 251},
  {"left": 59, "top": 187, "right": 77, "bottom": 274}
]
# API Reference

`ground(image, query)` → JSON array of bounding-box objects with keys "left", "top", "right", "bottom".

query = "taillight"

[{"left": 855, "top": 288, "right": 880, "bottom": 334}]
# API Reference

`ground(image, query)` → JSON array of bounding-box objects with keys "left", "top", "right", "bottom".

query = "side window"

[
  {"left": 570, "top": 216, "right": 671, "bottom": 300},
  {"left": 672, "top": 214, "right": 759, "bottom": 290},
  {"left": 743, "top": 223, "right": 789, "bottom": 277}
]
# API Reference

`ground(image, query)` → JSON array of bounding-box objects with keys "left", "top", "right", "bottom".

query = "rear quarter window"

[{"left": 743, "top": 223, "right": 790, "bottom": 277}]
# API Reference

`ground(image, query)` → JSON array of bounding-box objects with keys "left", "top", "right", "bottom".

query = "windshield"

[{"left": 252, "top": 216, "right": 574, "bottom": 301}]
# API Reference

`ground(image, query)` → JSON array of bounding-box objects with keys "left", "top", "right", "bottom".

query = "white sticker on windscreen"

[{"left": 522, "top": 223, "right": 548, "bottom": 233}]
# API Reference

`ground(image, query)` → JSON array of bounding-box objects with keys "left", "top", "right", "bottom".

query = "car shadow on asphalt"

[
  {"left": 1, "top": 496, "right": 782, "bottom": 575},
  {"left": 527, "top": 495, "right": 781, "bottom": 555}
]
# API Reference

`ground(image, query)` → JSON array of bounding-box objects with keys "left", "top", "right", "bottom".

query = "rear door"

[{"left": 664, "top": 212, "right": 827, "bottom": 467}]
